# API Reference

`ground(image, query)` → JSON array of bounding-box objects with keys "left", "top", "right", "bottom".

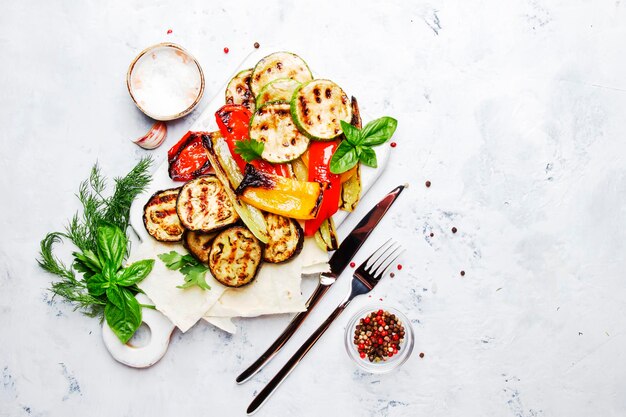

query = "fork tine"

[
  {"left": 367, "top": 242, "right": 399, "bottom": 272},
  {"left": 362, "top": 238, "right": 393, "bottom": 270},
  {"left": 372, "top": 246, "right": 404, "bottom": 280}
]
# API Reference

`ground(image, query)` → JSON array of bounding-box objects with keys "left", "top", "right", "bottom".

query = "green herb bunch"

[
  {"left": 37, "top": 157, "right": 155, "bottom": 343},
  {"left": 330, "top": 117, "right": 398, "bottom": 174}
]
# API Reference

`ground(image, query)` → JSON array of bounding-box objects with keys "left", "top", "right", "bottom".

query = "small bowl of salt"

[{"left": 127, "top": 43, "right": 205, "bottom": 121}]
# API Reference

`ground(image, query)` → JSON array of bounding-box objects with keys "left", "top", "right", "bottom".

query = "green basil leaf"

[
  {"left": 72, "top": 250, "right": 102, "bottom": 273},
  {"left": 104, "top": 288, "right": 142, "bottom": 343},
  {"left": 116, "top": 259, "right": 155, "bottom": 287},
  {"left": 106, "top": 284, "right": 124, "bottom": 309},
  {"left": 359, "top": 147, "right": 378, "bottom": 168},
  {"left": 86, "top": 273, "right": 108, "bottom": 296},
  {"left": 360, "top": 117, "right": 398, "bottom": 146},
  {"left": 96, "top": 223, "right": 127, "bottom": 270},
  {"left": 330, "top": 141, "right": 359, "bottom": 174},
  {"left": 340, "top": 121, "right": 362, "bottom": 146}
]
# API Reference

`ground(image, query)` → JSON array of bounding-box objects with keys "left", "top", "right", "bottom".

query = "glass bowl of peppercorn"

[{"left": 344, "top": 306, "right": 414, "bottom": 373}]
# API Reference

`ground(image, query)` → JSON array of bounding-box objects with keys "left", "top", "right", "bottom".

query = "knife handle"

[
  {"left": 236, "top": 282, "right": 331, "bottom": 384},
  {"left": 247, "top": 302, "right": 348, "bottom": 415}
]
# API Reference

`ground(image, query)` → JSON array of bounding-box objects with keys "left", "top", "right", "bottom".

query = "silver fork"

[{"left": 246, "top": 240, "right": 403, "bottom": 414}]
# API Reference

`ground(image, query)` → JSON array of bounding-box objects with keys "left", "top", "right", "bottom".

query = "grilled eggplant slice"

[
  {"left": 143, "top": 188, "right": 185, "bottom": 242},
  {"left": 255, "top": 78, "right": 301, "bottom": 108},
  {"left": 235, "top": 164, "right": 324, "bottom": 220},
  {"left": 176, "top": 175, "right": 239, "bottom": 232},
  {"left": 250, "top": 51, "right": 313, "bottom": 96},
  {"left": 249, "top": 102, "right": 309, "bottom": 163},
  {"left": 225, "top": 68, "right": 255, "bottom": 113},
  {"left": 291, "top": 79, "right": 352, "bottom": 140},
  {"left": 182, "top": 230, "right": 216, "bottom": 264},
  {"left": 208, "top": 226, "right": 262, "bottom": 287},
  {"left": 202, "top": 132, "right": 270, "bottom": 243},
  {"left": 263, "top": 213, "right": 304, "bottom": 263}
]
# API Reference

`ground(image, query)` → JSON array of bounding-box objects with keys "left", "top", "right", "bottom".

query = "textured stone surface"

[{"left": 1, "top": 1, "right": 626, "bottom": 416}]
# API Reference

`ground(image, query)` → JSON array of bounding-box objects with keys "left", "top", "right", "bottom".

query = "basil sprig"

[
  {"left": 330, "top": 117, "right": 398, "bottom": 174},
  {"left": 76, "top": 223, "right": 154, "bottom": 343}
]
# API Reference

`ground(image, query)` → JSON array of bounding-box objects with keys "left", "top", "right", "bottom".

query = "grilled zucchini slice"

[
  {"left": 143, "top": 188, "right": 184, "bottom": 242},
  {"left": 255, "top": 78, "right": 301, "bottom": 108},
  {"left": 250, "top": 52, "right": 313, "bottom": 96},
  {"left": 208, "top": 226, "right": 263, "bottom": 287},
  {"left": 176, "top": 175, "right": 239, "bottom": 232},
  {"left": 291, "top": 79, "right": 352, "bottom": 140},
  {"left": 263, "top": 213, "right": 304, "bottom": 263},
  {"left": 249, "top": 102, "right": 310, "bottom": 163},
  {"left": 182, "top": 230, "right": 216, "bottom": 264},
  {"left": 225, "top": 68, "right": 255, "bottom": 113}
]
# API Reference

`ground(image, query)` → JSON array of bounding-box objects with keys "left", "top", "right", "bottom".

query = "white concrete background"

[{"left": 2, "top": 1, "right": 626, "bottom": 416}]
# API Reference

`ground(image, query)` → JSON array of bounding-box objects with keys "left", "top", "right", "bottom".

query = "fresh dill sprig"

[
  {"left": 38, "top": 157, "right": 153, "bottom": 318},
  {"left": 37, "top": 233, "right": 106, "bottom": 317}
]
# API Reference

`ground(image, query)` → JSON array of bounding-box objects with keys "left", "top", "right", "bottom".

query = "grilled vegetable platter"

[{"left": 55, "top": 48, "right": 395, "bottom": 367}]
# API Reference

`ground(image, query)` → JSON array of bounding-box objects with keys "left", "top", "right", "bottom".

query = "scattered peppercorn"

[
  {"left": 460, "top": 270, "right": 465, "bottom": 276},
  {"left": 425, "top": 180, "right": 431, "bottom": 188},
  {"left": 350, "top": 261, "right": 356, "bottom": 268},
  {"left": 390, "top": 272, "right": 395, "bottom": 278},
  {"left": 429, "top": 232, "right": 434, "bottom": 237},
  {"left": 397, "top": 264, "right": 403, "bottom": 270},
  {"left": 451, "top": 227, "right": 457, "bottom": 233},
  {"left": 419, "top": 352, "right": 425, "bottom": 358},
  {"left": 167, "top": 29, "right": 173, "bottom": 34},
  {"left": 223, "top": 47, "right": 229, "bottom": 53},
  {"left": 254, "top": 42, "right": 260, "bottom": 48},
  {"left": 390, "top": 142, "right": 397, "bottom": 148},
  {"left": 354, "top": 310, "right": 405, "bottom": 362}
]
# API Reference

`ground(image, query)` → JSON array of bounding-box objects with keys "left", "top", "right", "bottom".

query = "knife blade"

[{"left": 235, "top": 184, "right": 406, "bottom": 384}]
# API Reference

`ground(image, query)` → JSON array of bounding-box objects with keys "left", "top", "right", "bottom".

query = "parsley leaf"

[
  {"left": 235, "top": 139, "right": 264, "bottom": 162},
  {"left": 158, "top": 250, "right": 211, "bottom": 291}
]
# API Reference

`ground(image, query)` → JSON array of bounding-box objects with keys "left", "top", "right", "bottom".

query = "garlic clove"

[{"left": 133, "top": 121, "right": 167, "bottom": 149}]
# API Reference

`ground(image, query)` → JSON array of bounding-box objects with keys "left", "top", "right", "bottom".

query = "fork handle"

[
  {"left": 236, "top": 282, "right": 331, "bottom": 384},
  {"left": 246, "top": 301, "right": 350, "bottom": 415}
]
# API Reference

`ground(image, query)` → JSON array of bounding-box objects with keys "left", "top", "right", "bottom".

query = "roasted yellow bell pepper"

[{"left": 235, "top": 165, "right": 323, "bottom": 220}]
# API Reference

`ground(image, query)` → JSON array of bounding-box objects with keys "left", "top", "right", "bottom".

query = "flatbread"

[{"left": 134, "top": 240, "right": 226, "bottom": 332}]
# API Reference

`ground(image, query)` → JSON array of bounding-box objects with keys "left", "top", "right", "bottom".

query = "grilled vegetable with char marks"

[
  {"left": 291, "top": 79, "right": 352, "bottom": 140},
  {"left": 255, "top": 78, "right": 301, "bottom": 108},
  {"left": 263, "top": 213, "right": 303, "bottom": 263},
  {"left": 202, "top": 132, "right": 270, "bottom": 243},
  {"left": 250, "top": 52, "right": 312, "bottom": 96},
  {"left": 208, "top": 226, "right": 262, "bottom": 287},
  {"left": 339, "top": 97, "right": 363, "bottom": 211},
  {"left": 225, "top": 68, "right": 255, "bottom": 113},
  {"left": 143, "top": 188, "right": 184, "bottom": 242},
  {"left": 182, "top": 230, "right": 216, "bottom": 264},
  {"left": 314, "top": 217, "right": 339, "bottom": 251},
  {"left": 249, "top": 102, "right": 309, "bottom": 163},
  {"left": 176, "top": 175, "right": 239, "bottom": 232},
  {"left": 235, "top": 164, "right": 324, "bottom": 220}
]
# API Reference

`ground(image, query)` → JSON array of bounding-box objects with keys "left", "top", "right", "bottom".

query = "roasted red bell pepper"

[
  {"left": 304, "top": 140, "right": 341, "bottom": 236},
  {"left": 215, "top": 104, "right": 291, "bottom": 177},
  {"left": 167, "top": 131, "right": 213, "bottom": 181}
]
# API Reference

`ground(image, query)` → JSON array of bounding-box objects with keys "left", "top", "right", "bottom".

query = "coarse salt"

[{"left": 129, "top": 45, "right": 202, "bottom": 119}]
